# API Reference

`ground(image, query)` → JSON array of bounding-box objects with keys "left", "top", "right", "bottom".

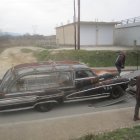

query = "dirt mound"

[{"left": 0, "top": 46, "right": 43, "bottom": 78}]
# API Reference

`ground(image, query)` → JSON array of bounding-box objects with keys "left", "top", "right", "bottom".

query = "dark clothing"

[
  {"left": 115, "top": 65, "right": 121, "bottom": 75},
  {"left": 134, "top": 76, "right": 140, "bottom": 120},
  {"left": 134, "top": 99, "right": 140, "bottom": 119},
  {"left": 115, "top": 53, "right": 125, "bottom": 68},
  {"left": 136, "top": 76, "right": 140, "bottom": 100},
  {"left": 115, "top": 53, "right": 125, "bottom": 75}
]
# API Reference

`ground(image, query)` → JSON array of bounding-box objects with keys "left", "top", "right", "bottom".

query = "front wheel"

[
  {"left": 110, "top": 86, "right": 124, "bottom": 99},
  {"left": 35, "top": 102, "right": 53, "bottom": 112}
]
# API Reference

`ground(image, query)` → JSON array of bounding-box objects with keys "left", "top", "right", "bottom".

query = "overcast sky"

[{"left": 0, "top": 0, "right": 140, "bottom": 35}]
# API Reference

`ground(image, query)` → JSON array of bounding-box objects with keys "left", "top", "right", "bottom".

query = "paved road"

[{"left": 0, "top": 93, "right": 135, "bottom": 126}]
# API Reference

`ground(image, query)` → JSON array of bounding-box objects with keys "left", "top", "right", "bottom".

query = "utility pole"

[
  {"left": 74, "top": 0, "right": 77, "bottom": 50},
  {"left": 77, "top": 0, "right": 80, "bottom": 50},
  {"left": 61, "top": 22, "right": 65, "bottom": 46}
]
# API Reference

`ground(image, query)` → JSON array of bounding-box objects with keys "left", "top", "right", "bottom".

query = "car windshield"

[{"left": 76, "top": 70, "right": 96, "bottom": 79}]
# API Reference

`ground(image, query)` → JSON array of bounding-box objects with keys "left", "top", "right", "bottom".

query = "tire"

[
  {"left": 35, "top": 102, "right": 53, "bottom": 112},
  {"left": 110, "top": 86, "right": 124, "bottom": 99}
]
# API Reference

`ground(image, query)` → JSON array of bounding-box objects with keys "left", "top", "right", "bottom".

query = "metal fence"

[{"left": 117, "top": 16, "right": 140, "bottom": 25}]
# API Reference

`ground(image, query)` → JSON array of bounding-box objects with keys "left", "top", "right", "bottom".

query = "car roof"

[
  {"left": 14, "top": 61, "right": 80, "bottom": 69},
  {"left": 11, "top": 61, "right": 90, "bottom": 76}
]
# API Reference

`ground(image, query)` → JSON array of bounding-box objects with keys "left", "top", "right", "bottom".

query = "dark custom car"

[{"left": 0, "top": 61, "right": 129, "bottom": 112}]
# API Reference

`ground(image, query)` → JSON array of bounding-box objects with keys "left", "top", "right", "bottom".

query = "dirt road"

[{"left": 0, "top": 46, "right": 43, "bottom": 78}]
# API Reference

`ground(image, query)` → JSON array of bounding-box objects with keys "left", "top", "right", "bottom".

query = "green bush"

[{"left": 21, "top": 48, "right": 33, "bottom": 53}]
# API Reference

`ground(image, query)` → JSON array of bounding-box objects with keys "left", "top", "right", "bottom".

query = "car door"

[{"left": 66, "top": 69, "right": 99, "bottom": 100}]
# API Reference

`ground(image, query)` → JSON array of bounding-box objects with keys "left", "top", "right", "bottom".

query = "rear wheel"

[
  {"left": 35, "top": 102, "right": 53, "bottom": 112},
  {"left": 110, "top": 86, "right": 124, "bottom": 99}
]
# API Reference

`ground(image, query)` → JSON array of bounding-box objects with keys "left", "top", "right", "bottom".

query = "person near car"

[
  {"left": 115, "top": 51, "right": 126, "bottom": 76},
  {"left": 133, "top": 76, "right": 140, "bottom": 121}
]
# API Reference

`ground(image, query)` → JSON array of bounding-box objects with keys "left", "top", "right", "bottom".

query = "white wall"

[
  {"left": 98, "top": 25, "right": 114, "bottom": 45},
  {"left": 80, "top": 24, "right": 114, "bottom": 46},
  {"left": 115, "top": 22, "right": 140, "bottom": 46},
  {"left": 80, "top": 24, "right": 96, "bottom": 45}
]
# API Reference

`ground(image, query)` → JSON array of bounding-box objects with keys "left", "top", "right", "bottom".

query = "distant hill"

[{"left": 0, "top": 32, "right": 21, "bottom": 36}]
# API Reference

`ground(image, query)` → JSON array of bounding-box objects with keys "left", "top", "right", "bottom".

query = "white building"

[
  {"left": 115, "top": 17, "right": 140, "bottom": 46},
  {"left": 56, "top": 21, "right": 117, "bottom": 47}
]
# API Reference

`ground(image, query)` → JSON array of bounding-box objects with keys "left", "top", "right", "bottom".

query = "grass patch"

[
  {"left": 34, "top": 49, "right": 50, "bottom": 60},
  {"left": 72, "top": 125, "right": 140, "bottom": 140},
  {"left": 34, "top": 50, "right": 140, "bottom": 67},
  {"left": 21, "top": 48, "right": 33, "bottom": 53}
]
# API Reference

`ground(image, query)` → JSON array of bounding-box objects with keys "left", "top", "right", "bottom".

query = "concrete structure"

[
  {"left": 56, "top": 22, "right": 117, "bottom": 47},
  {"left": 115, "top": 17, "right": 140, "bottom": 47}
]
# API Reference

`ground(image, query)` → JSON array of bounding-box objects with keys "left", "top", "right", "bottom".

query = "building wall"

[
  {"left": 115, "top": 22, "right": 140, "bottom": 46},
  {"left": 80, "top": 24, "right": 114, "bottom": 46},
  {"left": 56, "top": 22, "right": 115, "bottom": 46},
  {"left": 56, "top": 24, "right": 75, "bottom": 46},
  {"left": 97, "top": 25, "right": 114, "bottom": 45},
  {"left": 80, "top": 24, "right": 96, "bottom": 45}
]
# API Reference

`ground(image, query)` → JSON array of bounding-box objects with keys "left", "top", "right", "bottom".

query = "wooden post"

[
  {"left": 74, "top": 0, "right": 77, "bottom": 50},
  {"left": 77, "top": 0, "right": 80, "bottom": 50}
]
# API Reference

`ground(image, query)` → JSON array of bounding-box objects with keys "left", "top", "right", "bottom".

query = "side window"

[
  {"left": 9, "top": 71, "right": 74, "bottom": 92},
  {"left": 11, "top": 79, "right": 25, "bottom": 92},
  {"left": 76, "top": 70, "right": 95, "bottom": 78},
  {"left": 58, "top": 71, "right": 73, "bottom": 87},
  {"left": 9, "top": 72, "right": 59, "bottom": 92}
]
